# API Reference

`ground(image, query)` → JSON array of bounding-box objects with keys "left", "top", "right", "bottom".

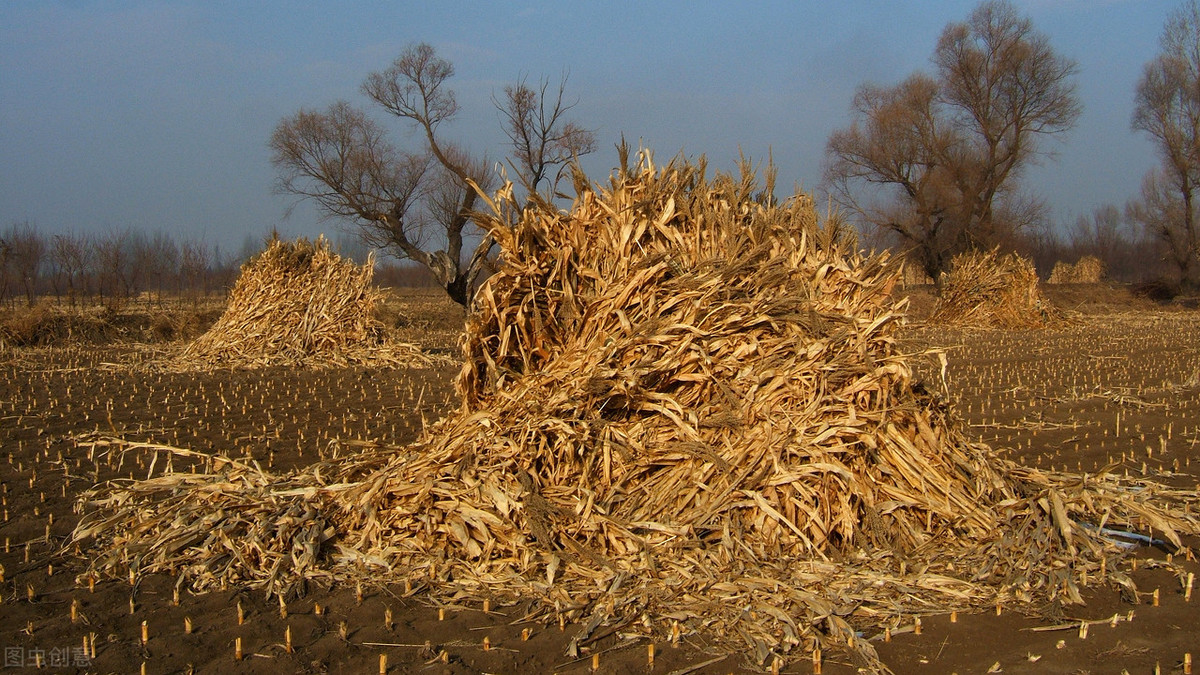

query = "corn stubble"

[{"left": 73, "top": 153, "right": 1200, "bottom": 672}]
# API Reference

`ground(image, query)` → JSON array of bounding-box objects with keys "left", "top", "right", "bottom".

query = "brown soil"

[{"left": 1, "top": 289, "right": 1198, "bottom": 674}]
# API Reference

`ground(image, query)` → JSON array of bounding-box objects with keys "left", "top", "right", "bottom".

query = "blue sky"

[{"left": 0, "top": 1, "right": 1178, "bottom": 252}]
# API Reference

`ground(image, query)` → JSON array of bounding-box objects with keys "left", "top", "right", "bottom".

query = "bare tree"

[
  {"left": 2, "top": 222, "right": 46, "bottom": 308},
  {"left": 179, "top": 238, "right": 214, "bottom": 307},
  {"left": 272, "top": 42, "right": 596, "bottom": 307},
  {"left": 495, "top": 74, "right": 597, "bottom": 199},
  {"left": 1069, "top": 205, "right": 1123, "bottom": 256},
  {"left": 140, "top": 231, "right": 179, "bottom": 307},
  {"left": 124, "top": 230, "right": 153, "bottom": 302},
  {"left": 825, "top": 74, "right": 964, "bottom": 278},
  {"left": 0, "top": 235, "right": 11, "bottom": 308},
  {"left": 94, "top": 228, "right": 136, "bottom": 310},
  {"left": 1131, "top": 1, "right": 1200, "bottom": 287},
  {"left": 823, "top": 0, "right": 1080, "bottom": 280},
  {"left": 1011, "top": 218, "right": 1065, "bottom": 279},
  {"left": 1066, "top": 205, "right": 1130, "bottom": 274},
  {"left": 50, "top": 231, "right": 93, "bottom": 308},
  {"left": 1128, "top": 168, "right": 1197, "bottom": 285}
]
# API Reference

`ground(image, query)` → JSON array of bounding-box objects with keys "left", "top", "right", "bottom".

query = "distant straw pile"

[
  {"left": 176, "top": 236, "right": 433, "bottom": 369},
  {"left": 74, "top": 154, "right": 1200, "bottom": 672},
  {"left": 1048, "top": 255, "right": 1105, "bottom": 284},
  {"left": 900, "top": 258, "right": 934, "bottom": 288},
  {"left": 931, "top": 248, "right": 1061, "bottom": 328}
]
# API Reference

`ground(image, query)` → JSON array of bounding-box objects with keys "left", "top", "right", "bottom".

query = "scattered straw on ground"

[
  {"left": 72, "top": 154, "right": 1200, "bottom": 672},
  {"left": 1048, "top": 255, "right": 1105, "bottom": 284},
  {"left": 931, "top": 248, "right": 1063, "bottom": 329},
  {"left": 172, "top": 235, "right": 438, "bottom": 369}
]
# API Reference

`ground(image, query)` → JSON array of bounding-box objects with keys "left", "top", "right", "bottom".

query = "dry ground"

[{"left": 1, "top": 285, "right": 1198, "bottom": 674}]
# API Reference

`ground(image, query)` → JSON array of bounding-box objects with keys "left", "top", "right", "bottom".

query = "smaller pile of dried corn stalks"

[
  {"left": 1048, "top": 255, "right": 1105, "bottom": 284},
  {"left": 900, "top": 262, "right": 934, "bottom": 288},
  {"left": 73, "top": 155, "right": 1200, "bottom": 673},
  {"left": 931, "top": 248, "right": 1062, "bottom": 328},
  {"left": 175, "top": 235, "right": 434, "bottom": 369}
]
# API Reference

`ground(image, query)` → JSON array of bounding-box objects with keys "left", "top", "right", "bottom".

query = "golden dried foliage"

[
  {"left": 176, "top": 236, "right": 434, "bottom": 369},
  {"left": 74, "top": 155, "right": 1200, "bottom": 671},
  {"left": 932, "top": 248, "right": 1062, "bottom": 328},
  {"left": 901, "top": 262, "right": 935, "bottom": 288},
  {"left": 1048, "top": 255, "right": 1105, "bottom": 284}
]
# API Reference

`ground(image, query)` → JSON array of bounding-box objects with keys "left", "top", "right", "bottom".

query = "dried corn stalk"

[
  {"left": 74, "top": 153, "right": 1200, "bottom": 672},
  {"left": 901, "top": 262, "right": 934, "bottom": 288},
  {"left": 931, "top": 248, "right": 1062, "bottom": 329},
  {"left": 174, "top": 235, "right": 436, "bottom": 369},
  {"left": 1048, "top": 255, "right": 1105, "bottom": 284}
]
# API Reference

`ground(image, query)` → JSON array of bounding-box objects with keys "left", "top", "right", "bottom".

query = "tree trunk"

[{"left": 444, "top": 274, "right": 471, "bottom": 308}]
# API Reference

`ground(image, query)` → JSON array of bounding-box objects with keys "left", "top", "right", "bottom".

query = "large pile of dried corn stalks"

[
  {"left": 175, "top": 235, "right": 434, "bottom": 369},
  {"left": 73, "top": 155, "right": 1200, "bottom": 672},
  {"left": 931, "top": 248, "right": 1062, "bottom": 329},
  {"left": 1048, "top": 255, "right": 1105, "bottom": 284}
]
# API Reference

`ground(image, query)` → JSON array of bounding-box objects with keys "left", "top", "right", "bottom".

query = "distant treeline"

[
  {"left": 0, "top": 223, "right": 442, "bottom": 310},
  {"left": 0, "top": 217, "right": 1176, "bottom": 311},
  {"left": 1015, "top": 205, "right": 1174, "bottom": 287},
  {"left": 844, "top": 204, "right": 1174, "bottom": 288}
]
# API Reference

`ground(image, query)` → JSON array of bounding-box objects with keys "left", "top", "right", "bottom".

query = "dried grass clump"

[
  {"left": 931, "top": 248, "right": 1062, "bottom": 328},
  {"left": 0, "top": 303, "right": 124, "bottom": 348},
  {"left": 1048, "top": 255, "right": 1105, "bottom": 284},
  {"left": 73, "top": 154, "right": 1200, "bottom": 672},
  {"left": 175, "top": 236, "right": 434, "bottom": 369},
  {"left": 1, "top": 303, "right": 63, "bottom": 348}
]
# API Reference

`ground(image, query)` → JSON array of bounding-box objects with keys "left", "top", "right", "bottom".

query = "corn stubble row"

[
  {"left": 173, "top": 235, "right": 436, "bottom": 370},
  {"left": 73, "top": 155, "right": 1200, "bottom": 671}
]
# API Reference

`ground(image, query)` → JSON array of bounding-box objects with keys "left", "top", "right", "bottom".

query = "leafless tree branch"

[{"left": 274, "top": 43, "right": 594, "bottom": 306}]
